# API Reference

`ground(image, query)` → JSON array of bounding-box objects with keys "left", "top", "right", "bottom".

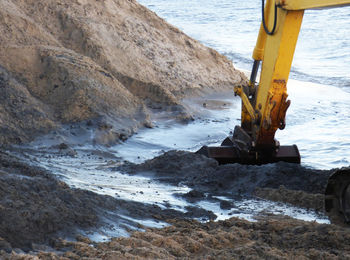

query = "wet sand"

[
  {"left": 2, "top": 215, "right": 350, "bottom": 259},
  {"left": 2, "top": 147, "right": 350, "bottom": 258}
]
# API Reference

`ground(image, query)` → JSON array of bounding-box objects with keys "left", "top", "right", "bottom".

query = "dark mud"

[
  {"left": 255, "top": 186, "right": 325, "bottom": 212},
  {"left": 118, "top": 150, "right": 332, "bottom": 202},
  {"left": 0, "top": 146, "right": 342, "bottom": 258},
  {"left": 0, "top": 149, "right": 122, "bottom": 251},
  {"left": 0, "top": 150, "right": 216, "bottom": 253}
]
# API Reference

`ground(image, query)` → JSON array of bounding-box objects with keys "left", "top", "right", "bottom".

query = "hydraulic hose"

[
  {"left": 262, "top": 0, "right": 277, "bottom": 35},
  {"left": 250, "top": 60, "right": 261, "bottom": 85}
]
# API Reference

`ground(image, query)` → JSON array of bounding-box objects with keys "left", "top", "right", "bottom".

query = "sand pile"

[{"left": 0, "top": 0, "right": 246, "bottom": 145}]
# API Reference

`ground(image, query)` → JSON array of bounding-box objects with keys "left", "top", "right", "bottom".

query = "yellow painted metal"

[
  {"left": 238, "top": 0, "right": 350, "bottom": 148},
  {"left": 241, "top": 99, "right": 252, "bottom": 131},
  {"left": 239, "top": 86, "right": 254, "bottom": 131},
  {"left": 252, "top": 24, "right": 266, "bottom": 61},
  {"left": 253, "top": 7, "right": 304, "bottom": 146},
  {"left": 234, "top": 86, "right": 256, "bottom": 121},
  {"left": 242, "top": 0, "right": 277, "bottom": 132},
  {"left": 252, "top": 0, "right": 274, "bottom": 61},
  {"left": 276, "top": 0, "right": 350, "bottom": 10}
]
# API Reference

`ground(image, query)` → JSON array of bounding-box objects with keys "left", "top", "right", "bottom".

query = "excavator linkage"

[{"left": 195, "top": 0, "right": 303, "bottom": 166}]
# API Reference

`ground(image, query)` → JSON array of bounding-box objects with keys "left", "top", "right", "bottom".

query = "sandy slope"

[{"left": 0, "top": 0, "right": 246, "bottom": 145}]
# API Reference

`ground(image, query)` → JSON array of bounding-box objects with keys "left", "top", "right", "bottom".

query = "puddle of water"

[
  {"left": 15, "top": 143, "right": 330, "bottom": 230},
  {"left": 20, "top": 149, "right": 191, "bottom": 211},
  {"left": 119, "top": 215, "right": 170, "bottom": 229},
  {"left": 197, "top": 198, "right": 329, "bottom": 224},
  {"left": 81, "top": 214, "right": 169, "bottom": 243}
]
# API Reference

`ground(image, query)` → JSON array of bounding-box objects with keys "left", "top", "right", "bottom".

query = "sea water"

[{"left": 137, "top": 0, "right": 350, "bottom": 169}]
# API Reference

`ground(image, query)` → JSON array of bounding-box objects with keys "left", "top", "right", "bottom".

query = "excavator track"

[{"left": 325, "top": 168, "right": 350, "bottom": 226}]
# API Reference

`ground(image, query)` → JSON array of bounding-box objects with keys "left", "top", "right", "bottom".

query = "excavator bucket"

[{"left": 196, "top": 126, "right": 300, "bottom": 165}]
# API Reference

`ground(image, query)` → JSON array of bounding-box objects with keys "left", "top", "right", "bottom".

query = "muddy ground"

[
  {"left": 1, "top": 147, "right": 350, "bottom": 259},
  {"left": 120, "top": 150, "right": 330, "bottom": 198},
  {"left": 117, "top": 150, "right": 331, "bottom": 215},
  {"left": 0, "top": 150, "right": 218, "bottom": 253},
  {"left": 5, "top": 217, "right": 350, "bottom": 260}
]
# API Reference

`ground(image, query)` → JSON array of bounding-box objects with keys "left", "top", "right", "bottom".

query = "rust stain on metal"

[
  {"left": 273, "top": 79, "right": 286, "bottom": 84},
  {"left": 276, "top": 0, "right": 287, "bottom": 7}
]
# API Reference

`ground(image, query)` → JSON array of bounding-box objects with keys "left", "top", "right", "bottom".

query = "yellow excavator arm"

[
  {"left": 197, "top": 0, "right": 350, "bottom": 224},
  {"left": 198, "top": 0, "right": 350, "bottom": 165},
  {"left": 240, "top": 0, "right": 350, "bottom": 151}
]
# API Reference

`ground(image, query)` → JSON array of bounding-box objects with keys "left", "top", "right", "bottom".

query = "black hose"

[
  {"left": 250, "top": 60, "right": 260, "bottom": 85},
  {"left": 262, "top": 0, "right": 277, "bottom": 35}
]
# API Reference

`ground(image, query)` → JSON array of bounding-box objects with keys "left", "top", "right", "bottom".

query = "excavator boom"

[{"left": 198, "top": 0, "right": 305, "bottom": 164}]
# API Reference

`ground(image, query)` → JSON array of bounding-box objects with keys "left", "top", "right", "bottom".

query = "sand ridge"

[{"left": 0, "top": 0, "right": 246, "bottom": 145}]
